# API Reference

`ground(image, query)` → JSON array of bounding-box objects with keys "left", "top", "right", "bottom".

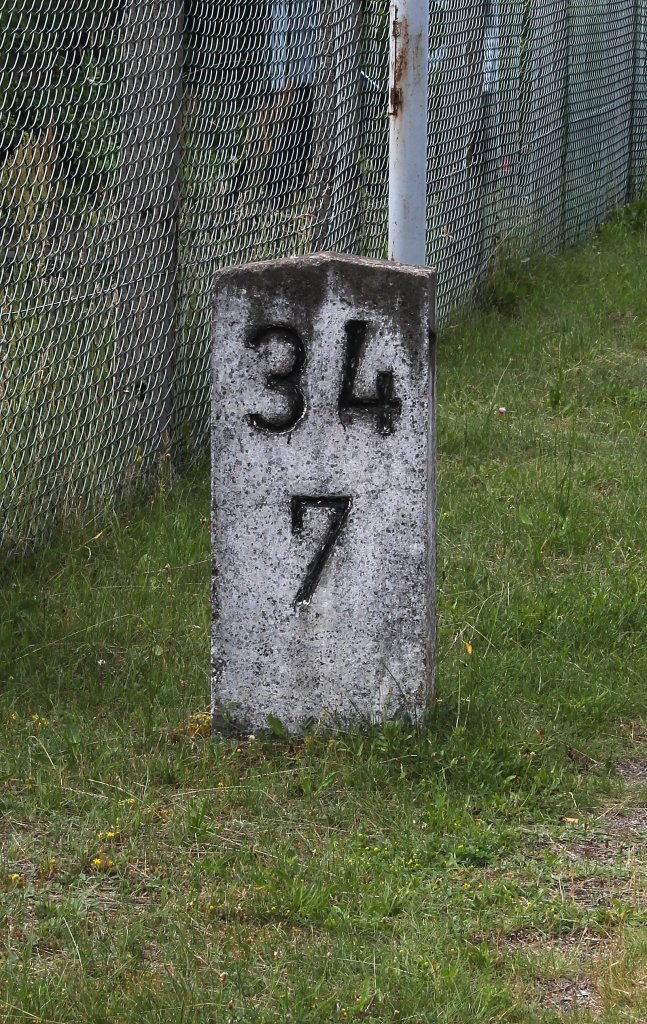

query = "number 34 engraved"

[
  {"left": 245, "top": 319, "right": 401, "bottom": 436},
  {"left": 244, "top": 320, "right": 395, "bottom": 606}
]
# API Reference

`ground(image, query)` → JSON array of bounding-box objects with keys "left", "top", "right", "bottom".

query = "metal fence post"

[{"left": 388, "top": 0, "right": 430, "bottom": 265}]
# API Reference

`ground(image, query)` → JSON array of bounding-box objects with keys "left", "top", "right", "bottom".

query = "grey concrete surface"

[{"left": 211, "top": 252, "right": 436, "bottom": 734}]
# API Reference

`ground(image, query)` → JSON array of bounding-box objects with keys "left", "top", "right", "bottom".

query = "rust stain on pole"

[{"left": 389, "top": 12, "right": 409, "bottom": 117}]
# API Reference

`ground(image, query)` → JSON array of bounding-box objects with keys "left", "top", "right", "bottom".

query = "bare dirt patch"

[
  {"left": 567, "top": 874, "right": 634, "bottom": 909},
  {"left": 598, "top": 804, "right": 647, "bottom": 837},
  {"left": 511, "top": 966, "right": 605, "bottom": 1019},
  {"left": 539, "top": 976, "right": 603, "bottom": 1016},
  {"left": 534, "top": 789, "right": 647, "bottom": 862},
  {"left": 552, "top": 803, "right": 647, "bottom": 865},
  {"left": 616, "top": 758, "right": 647, "bottom": 784},
  {"left": 495, "top": 927, "right": 617, "bottom": 962},
  {"left": 555, "top": 838, "right": 622, "bottom": 865}
]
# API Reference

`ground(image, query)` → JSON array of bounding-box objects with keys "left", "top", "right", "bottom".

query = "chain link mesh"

[{"left": 1, "top": 1, "right": 646, "bottom": 553}]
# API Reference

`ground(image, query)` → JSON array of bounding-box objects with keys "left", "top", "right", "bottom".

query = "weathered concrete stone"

[{"left": 211, "top": 252, "right": 436, "bottom": 734}]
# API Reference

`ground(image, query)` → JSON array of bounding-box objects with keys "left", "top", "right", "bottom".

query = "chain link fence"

[{"left": 1, "top": 1, "right": 646, "bottom": 553}]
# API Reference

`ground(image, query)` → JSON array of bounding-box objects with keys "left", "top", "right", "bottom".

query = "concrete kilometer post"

[{"left": 211, "top": 254, "right": 436, "bottom": 734}]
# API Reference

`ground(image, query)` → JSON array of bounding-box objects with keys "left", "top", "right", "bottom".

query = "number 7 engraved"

[{"left": 291, "top": 496, "right": 352, "bottom": 608}]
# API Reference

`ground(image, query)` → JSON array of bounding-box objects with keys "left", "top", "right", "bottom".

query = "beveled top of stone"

[
  {"left": 213, "top": 254, "right": 436, "bottom": 352},
  {"left": 214, "top": 251, "right": 435, "bottom": 281}
]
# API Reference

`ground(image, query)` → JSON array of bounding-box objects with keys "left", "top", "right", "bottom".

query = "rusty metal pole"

[{"left": 388, "top": 0, "right": 429, "bottom": 265}]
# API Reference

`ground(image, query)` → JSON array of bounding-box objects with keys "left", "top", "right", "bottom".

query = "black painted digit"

[
  {"left": 246, "top": 325, "right": 306, "bottom": 433},
  {"left": 338, "top": 320, "right": 401, "bottom": 435},
  {"left": 291, "top": 496, "right": 352, "bottom": 608}
]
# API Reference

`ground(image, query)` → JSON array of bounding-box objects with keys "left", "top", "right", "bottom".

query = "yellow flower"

[
  {"left": 186, "top": 711, "right": 211, "bottom": 737},
  {"left": 464, "top": 641, "right": 473, "bottom": 656},
  {"left": 90, "top": 853, "right": 114, "bottom": 872}
]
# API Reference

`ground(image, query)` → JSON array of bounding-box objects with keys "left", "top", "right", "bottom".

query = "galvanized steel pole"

[{"left": 388, "top": 0, "right": 429, "bottom": 265}]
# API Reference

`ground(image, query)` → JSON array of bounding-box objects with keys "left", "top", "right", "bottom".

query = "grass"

[{"left": 1, "top": 206, "right": 646, "bottom": 1022}]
